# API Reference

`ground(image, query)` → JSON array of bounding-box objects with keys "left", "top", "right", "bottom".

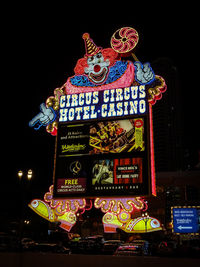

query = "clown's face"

[{"left": 84, "top": 52, "right": 110, "bottom": 84}]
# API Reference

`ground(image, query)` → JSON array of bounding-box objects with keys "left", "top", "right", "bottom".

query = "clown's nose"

[{"left": 94, "top": 65, "right": 101, "bottom": 72}]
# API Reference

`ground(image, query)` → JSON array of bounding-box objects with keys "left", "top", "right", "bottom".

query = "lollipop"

[{"left": 111, "top": 27, "right": 139, "bottom": 56}]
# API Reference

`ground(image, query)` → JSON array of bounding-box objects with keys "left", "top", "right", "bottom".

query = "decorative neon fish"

[
  {"left": 28, "top": 199, "right": 56, "bottom": 222},
  {"left": 29, "top": 199, "right": 76, "bottom": 232},
  {"left": 122, "top": 216, "right": 162, "bottom": 233},
  {"left": 102, "top": 210, "right": 162, "bottom": 233}
]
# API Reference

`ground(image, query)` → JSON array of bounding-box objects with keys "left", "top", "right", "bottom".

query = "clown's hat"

[{"left": 82, "top": 33, "right": 101, "bottom": 57}]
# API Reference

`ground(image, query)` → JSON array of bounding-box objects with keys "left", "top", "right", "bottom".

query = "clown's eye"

[
  {"left": 96, "top": 53, "right": 102, "bottom": 58},
  {"left": 88, "top": 56, "right": 94, "bottom": 62}
]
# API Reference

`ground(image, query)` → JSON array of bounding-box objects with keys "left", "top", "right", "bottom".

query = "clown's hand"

[
  {"left": 29, "top": 103, "right": 56, "bottom": 130},
  {"left": 134, "top": 62, "right": 155, "bottom": 85}
]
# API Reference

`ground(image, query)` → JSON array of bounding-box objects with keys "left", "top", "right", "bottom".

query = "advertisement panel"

[
  {"left": 57, "top": 117, "right": 145, "bottom": 157},
  {"left": 53, "top": 111, "right": 151, "bottom": 198}
]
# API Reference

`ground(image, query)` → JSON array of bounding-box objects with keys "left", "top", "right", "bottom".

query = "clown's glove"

[
  {"left": 29, "top": 103, "right": 56, "bottom": 130},
  {"left": 134, "top": 62, "right": 155, "bottom": 85}
]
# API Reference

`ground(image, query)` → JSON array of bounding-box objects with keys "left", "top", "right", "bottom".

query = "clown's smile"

[
  {"left": 84, "top": 52, "right": 110, "bottom": 84},
  {"left": 89, "top": 67, "right": 108, "bottom": 83}
]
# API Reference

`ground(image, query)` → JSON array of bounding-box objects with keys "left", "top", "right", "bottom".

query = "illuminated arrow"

[{"left": 177, "top": 225, "right": 193, "bottom": 230}]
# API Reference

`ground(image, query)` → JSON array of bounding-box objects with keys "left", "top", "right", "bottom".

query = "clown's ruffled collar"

[
  {"left": 66, "top": 60, "right": 135, "bottom": 94},
  {"left": 70, "top": 61, "right": 128, "bottom": 87}
]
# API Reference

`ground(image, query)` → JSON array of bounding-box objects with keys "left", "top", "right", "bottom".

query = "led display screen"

[
  {"left": 53, "top": 116, "right": 150, "bottom": 198},
  {"left": 57, "top": 118, "right": 144, "bottom": 156}
]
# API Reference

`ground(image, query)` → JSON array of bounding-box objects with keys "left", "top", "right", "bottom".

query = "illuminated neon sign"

[
  {"left": 59, "top": 85, "right": 147, "bottom": 123},
  {"left": 28, "top": 27, "right": 167, "bottom": 199},
  {"left": 28, "top": 26, "right": 167, "bottom": 234},
  {"left": 29, "top": 27, "right": 166, "bottom": 135},
  {"left": 29, "top": 185, "right": 162, "bottom": 233}
]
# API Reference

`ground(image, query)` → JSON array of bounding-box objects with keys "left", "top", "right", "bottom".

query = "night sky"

[{"left": 2, "top": 5, "right": 199, "bottom": 200}]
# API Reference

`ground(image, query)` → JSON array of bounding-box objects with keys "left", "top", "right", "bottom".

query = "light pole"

[
  {"left": 17, "top": 169, "right": 33, "bottom": 247},
  {"left": 142, "top": 212, "right": 150, "bottom": 233},
  {"left": 27, "top": 169, "right": 33, "bottom": 180}
]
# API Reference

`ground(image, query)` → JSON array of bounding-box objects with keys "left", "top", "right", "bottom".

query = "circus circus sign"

[
  {"left": 29, "top": 27, "right": 166, "bottom": 199},
  {"left": 28, "top": 26, "right": 166, "bottom": 234},
  {"left": 59, "top": 85, "right": 147, "bottom": 122}
]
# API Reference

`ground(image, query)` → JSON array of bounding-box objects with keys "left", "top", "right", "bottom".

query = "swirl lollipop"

[{"left": 111, "top": 27, "right": 139, "bottom": 57}]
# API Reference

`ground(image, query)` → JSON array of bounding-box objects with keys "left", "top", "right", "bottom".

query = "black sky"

[{"left": 2, "top": 5, "right": 199, "bottom": 196}]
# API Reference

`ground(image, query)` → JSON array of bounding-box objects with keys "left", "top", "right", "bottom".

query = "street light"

[
  {"left": 17, "top": 169, "right": 33, "bottom": 246},
  {"left": 17, "top": 169, "right": 33, "bottom": 181},
  {"left": 142, "top": 212, "right": 150, "bottom": 233},
  {"left": 27, "top": 169, "right": 33, "bottom": 180},
  {"left": 18, "top": 170, "right": 23, "bottom": 179}
]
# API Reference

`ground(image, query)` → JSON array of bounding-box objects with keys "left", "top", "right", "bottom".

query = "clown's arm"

[{"left": 134, "top": 61, "right": 155, "bottom": 85}]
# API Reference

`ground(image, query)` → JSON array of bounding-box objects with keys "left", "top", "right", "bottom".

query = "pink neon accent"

[
  {"left": 140, "top": 198, "right": 148, "bottom": 212},
  {"left": 149, "top": 104, "right": 156, "bottom": 196},
  {"left": 143, "top": 201, "right": 148, "bottom": 212},
  {"left": 80, "top": 199, "right": 93, "bottom": 214},
  {"left": 94, "top": 197, "right": 144, "bottom": 215},
  {"left": 85, "top": 199, "right": 93, "bottom": 211},
  {"left": 80, "top": 209, "right": 85, "bottom": 215}
]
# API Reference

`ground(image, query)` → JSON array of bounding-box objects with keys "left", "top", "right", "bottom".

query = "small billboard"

[{"left": 172, "top": 206, "right": 200, "bottom": 234}]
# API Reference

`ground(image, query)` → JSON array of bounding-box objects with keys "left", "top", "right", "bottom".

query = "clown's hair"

[{"left": 74, "top": 48, "right": 119, "bottom": 75}]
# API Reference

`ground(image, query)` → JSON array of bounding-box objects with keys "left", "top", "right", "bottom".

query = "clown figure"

[{"left": 65, "top": 33, "right": 155, "bottom": 95}]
